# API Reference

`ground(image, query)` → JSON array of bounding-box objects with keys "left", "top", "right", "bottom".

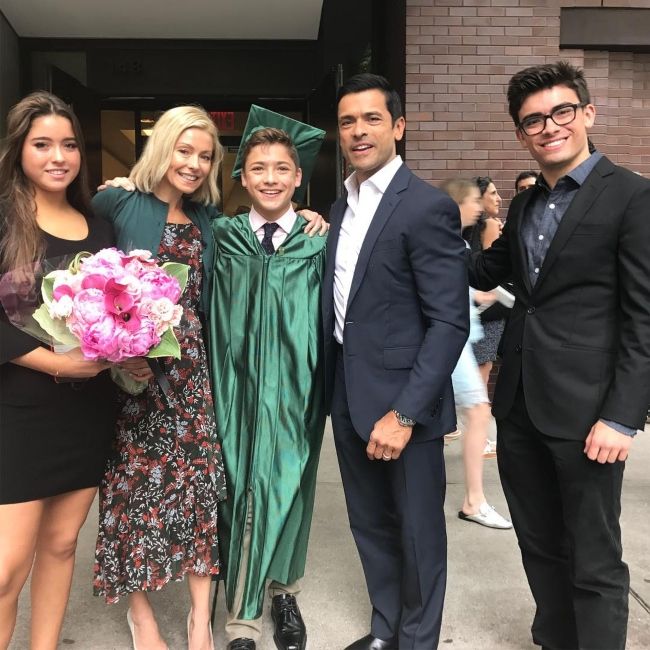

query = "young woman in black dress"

[{"left": 0, "top": 92, "right": 116, "bottom": 649}]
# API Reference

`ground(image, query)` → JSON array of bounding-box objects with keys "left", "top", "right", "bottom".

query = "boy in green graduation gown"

[{"left": 210, "top": 118, "right": 327, "bottom": 650}]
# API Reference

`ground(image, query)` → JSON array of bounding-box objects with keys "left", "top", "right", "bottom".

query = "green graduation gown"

[{"left": 209, "top": 214, "right": 327, "bottom": 619}]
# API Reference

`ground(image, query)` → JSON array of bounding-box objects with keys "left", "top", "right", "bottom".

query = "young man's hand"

[{"left": 584, "top": 420, "right": 633, "bottom": 463}]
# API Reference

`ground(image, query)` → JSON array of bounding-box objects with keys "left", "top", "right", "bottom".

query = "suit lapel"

[
  {"left": 346, "top": 164, "right": 410, "bottom": 312},
  {"left": 322, "top": 197, "right": 346, "bottom": 329},
  {"left": 511, "top": 190, "right": 535, "bottom": 295},
  {"left": 534, "top": 160, "right": 610, "bottom": 290}
]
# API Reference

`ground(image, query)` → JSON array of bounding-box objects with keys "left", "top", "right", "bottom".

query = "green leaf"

[
  {"left": 161, "top": 261, "right": 189, "bottom": 293},
  {"left": 32, "top": 305, "right": 79, "bottom": 347},
  {"left": 40, "top": 272, "right": 57, "bottom": 305},
  {"left": 147, "top": 327, "right": 181, "bottom": 359}
]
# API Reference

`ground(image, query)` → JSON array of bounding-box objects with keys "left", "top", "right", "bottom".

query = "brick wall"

[{"left": 404, "top": 0, "right": 650, "bottom": 211}]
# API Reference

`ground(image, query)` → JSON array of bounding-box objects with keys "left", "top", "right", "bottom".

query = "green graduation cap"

[{"left": 232, "top": 104, "right": 326, "bottom": 204}]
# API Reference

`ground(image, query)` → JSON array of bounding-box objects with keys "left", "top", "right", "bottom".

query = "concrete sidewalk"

[{"left": 9, "top": 420, "right": 650, "bottom": 649}]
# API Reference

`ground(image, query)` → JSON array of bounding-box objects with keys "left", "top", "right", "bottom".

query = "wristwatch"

[{"left": 392, "top": 409, "right": 416, "bottom": 427}]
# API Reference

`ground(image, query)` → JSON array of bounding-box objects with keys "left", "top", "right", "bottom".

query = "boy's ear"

[{"left": 295, "top": 167, "right": 303, "bottom": 188}]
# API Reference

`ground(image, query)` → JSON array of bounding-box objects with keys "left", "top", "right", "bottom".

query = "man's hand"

[
  {"left": 299, "top": 209, "right": 329, "bottom": 236},
  {"left": 366, "top": 411, "right": 413, "bottom": 461},
  {"left": 584, "top": 420, "right": 633, "bottom": 463},
  {"left": 97, "top": 176, "right": 135, "bottom": 192}
]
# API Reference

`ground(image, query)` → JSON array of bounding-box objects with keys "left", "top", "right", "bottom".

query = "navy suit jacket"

[
  {"left": 470, "top": 156, "right": 650, "bottom": 438},
  {"left": 322, "top": 162, "right": 469, "bottom": 442}
]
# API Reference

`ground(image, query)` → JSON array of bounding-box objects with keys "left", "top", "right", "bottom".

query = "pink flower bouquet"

[{"left": 32, "top": 248, "right": 188, "bottom": 393}]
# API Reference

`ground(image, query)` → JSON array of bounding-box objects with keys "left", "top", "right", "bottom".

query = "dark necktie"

[{"left": 261, "top": 222, "right": 280, "bottom": 255}]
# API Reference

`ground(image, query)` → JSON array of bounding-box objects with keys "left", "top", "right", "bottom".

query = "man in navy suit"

[{"left": 322, "top": 73, "right": 469, "bottom": 650}]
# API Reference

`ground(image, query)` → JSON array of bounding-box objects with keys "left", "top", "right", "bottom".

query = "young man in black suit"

[
  {"left": 470, "top": 61, "right": 650, "bottom": 650},
  {"left": 322, "top": 74, "right": 469, "bottom": 650}
]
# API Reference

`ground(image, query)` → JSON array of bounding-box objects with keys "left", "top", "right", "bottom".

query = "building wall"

[
  {"left": 404, "top": 0, "right": 650, "bottom": 210},
  {"left": 0, "top": 11, "right": 20, "bottom": 137}
]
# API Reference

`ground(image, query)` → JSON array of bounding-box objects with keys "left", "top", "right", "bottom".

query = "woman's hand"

[
  {"left": 299, "top": 209, "right": 329, "bottom": 236},
  {"left": 117, "top": 357, "right": 154, "bottom": 382},
  {"left": 97, "top": 177, "right": 135, "bottom": 192},
  {"left": 12, "top": 346, "right": 108, "bottom": 379},
  {"left": 57, "top": 348, "right": 111, "bottom": 378}
]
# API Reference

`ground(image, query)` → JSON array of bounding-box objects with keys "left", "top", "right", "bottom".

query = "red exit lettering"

[{"left": 210, "top": 112, "right": 235, "bottom": 130}]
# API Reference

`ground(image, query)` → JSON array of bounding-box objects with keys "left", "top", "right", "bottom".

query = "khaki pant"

[{"left": 225, "top": 494, "right": 301, "bottom": 643}]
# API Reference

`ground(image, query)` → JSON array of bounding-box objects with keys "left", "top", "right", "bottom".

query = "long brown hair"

[{"left": 0, "top": 91, "right": 93, "bottom": 273}]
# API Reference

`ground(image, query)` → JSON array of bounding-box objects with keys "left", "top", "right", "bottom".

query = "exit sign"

[{"left": 210, "top": 112, "right": 235, "bottom": 131}]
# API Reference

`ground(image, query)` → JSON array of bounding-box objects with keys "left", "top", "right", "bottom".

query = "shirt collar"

[
  {"left": 249, "top": 205, "right": 297, "bottom": 234},
  {"left": 344, "top": 155, "right": 403, "bottom": 199},
  {"left": 538, "top": 150, "right": 603, "bottom": 192}
]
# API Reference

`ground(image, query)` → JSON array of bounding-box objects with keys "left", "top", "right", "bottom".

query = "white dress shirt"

[
  {"left": 248, "top": 206, "right": 297, "bottom": 250},
  {"left": 333, "top": 155, "right": 403, "bottom": 343}
]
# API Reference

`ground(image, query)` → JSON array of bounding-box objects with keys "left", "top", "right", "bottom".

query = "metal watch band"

[{"left": 392, "top": 409, "right": 416, "bottom": 427}]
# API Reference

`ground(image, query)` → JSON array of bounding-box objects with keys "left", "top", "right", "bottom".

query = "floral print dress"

[{"left": 94, "top": 222, "right": 226, "bottom": 603}]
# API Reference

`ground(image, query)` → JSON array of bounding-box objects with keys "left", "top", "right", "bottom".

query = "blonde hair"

[
  {"left": 130, "top": 106, "right": 224, "bottom": 206},
  {"left": 439, "top": 177, "right": 476, "bottom": 206}
]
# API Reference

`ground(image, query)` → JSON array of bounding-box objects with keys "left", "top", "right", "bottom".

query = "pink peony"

[
  {"left": 79, "top": 315, "right": 120, "bottom": 360},
  {"left": 70, "top": 289, "right": 108, "bottom": 327},
  {"left": 139, "top": 269, "right": 182, "bottom": 303},
  {"left": 127, "top": 320, "right": 159, "bottom": 357}
]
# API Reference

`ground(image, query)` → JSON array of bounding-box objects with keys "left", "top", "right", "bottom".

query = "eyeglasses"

[{"left": 518, "top": 103, "right": 586, "bottom": 136}]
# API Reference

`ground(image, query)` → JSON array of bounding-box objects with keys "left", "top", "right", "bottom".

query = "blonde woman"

[
  {"left": 91, "top": 106, "right": 227, "bottom": 650},
  {"left": 441, "top": 178, "right": 512, "bottom": 530},
  {"left": 0, "top": 92, "right": 115, "bottom": 649}
]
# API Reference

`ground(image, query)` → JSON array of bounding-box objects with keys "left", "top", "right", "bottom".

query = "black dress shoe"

[
  {"left": 345, "top": 633, "right": 398, "bottom": 650},
  {"left": 227, "top": 638, "right": 256, "bottom": 650},
  {"left": 270, "top": 594, "right": 307, "bottom": 650}
]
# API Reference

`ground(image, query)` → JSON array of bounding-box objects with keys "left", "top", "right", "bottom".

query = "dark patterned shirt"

[{"left": 520, "top": 151, "right": 602, "bottom": 287}]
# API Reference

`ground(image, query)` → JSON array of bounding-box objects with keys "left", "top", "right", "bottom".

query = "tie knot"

[{"left": 263, "top": 222, "right": 280, "bottom": 237}]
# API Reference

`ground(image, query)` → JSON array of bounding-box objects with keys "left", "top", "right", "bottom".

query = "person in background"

[
  {"left": 465, "top": 176, "right": 506, "bottom": 381},
  {"left": 0, "top": 91, "right": 116, "bottom": 650},
  {"left": 463, "top": 176, "right": 509, "bottom": 458},
  {"left": 440, "top": 178, "right": 512, "bottom": 530},
  {"left": 515, "top": 170, "right": 538, "bottom": 194}
]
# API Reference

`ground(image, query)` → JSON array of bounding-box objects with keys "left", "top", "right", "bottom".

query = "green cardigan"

[{"left": 91, "top": 187, "right": 219, "bottom": 315}]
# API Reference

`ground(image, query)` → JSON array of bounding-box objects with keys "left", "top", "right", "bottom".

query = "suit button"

[
  {"left": 527, "top": 306, "right": 536, "bottom": 314},
  {"left": 515, "top": 344, "right": 522, "bottom": 353}
]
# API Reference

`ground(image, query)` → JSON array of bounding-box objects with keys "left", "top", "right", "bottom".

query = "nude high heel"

[{"left": 126, "top": 609, "right": 138, "bottom": 650}]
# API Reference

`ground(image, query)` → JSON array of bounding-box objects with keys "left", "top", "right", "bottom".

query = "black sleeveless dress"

[{"left": 0, "top": 217, "right": 117, "bottom": 504}]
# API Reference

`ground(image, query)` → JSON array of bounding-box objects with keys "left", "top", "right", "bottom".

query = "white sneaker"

[
  {"left": 483, "top": 439, "right": 497, "bottom": 459},
  {"left": 458, "top": 502, "right": 512, "bottom": 529}
]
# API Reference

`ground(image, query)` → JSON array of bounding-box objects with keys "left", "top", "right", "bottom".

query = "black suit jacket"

[
  {"left": 322, "top": 163, "right": 469, "bottom": 442},
  {"left": 470, "top": 156, "right": 650, "bottom": 439}
]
